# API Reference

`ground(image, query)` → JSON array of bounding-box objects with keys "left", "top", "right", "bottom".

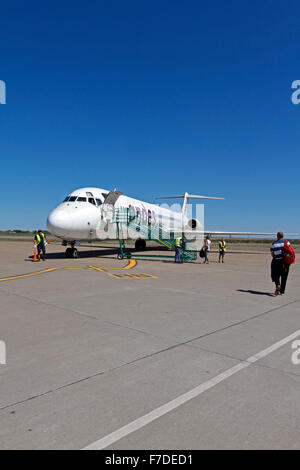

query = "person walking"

[
  {"left": 202, "top": 235, "right": 211, "bottom": 264},
  {"left": 34, "top": 230, "right": 48, "bottom": 261},
  {"left": 174, "top": 236, "right": 183, "bottom": 263},
  {"left": 270, "top": 232, "right": 293, "bottom": 296},
  {"left": 218, "top": 238, "right": 227, "bottom": 263}
]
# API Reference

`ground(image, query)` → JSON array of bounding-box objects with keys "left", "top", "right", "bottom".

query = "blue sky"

[{"left": 0, "top": 1, "right": 299, "bottom": 232}]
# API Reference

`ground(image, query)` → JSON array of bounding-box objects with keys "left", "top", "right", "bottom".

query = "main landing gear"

[{"left": 65, "top": 247, "right": 78, "bottom": 258}]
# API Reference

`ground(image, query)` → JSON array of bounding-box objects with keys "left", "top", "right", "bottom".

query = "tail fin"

[{"left": 156, "top": 192, "right": 225, "bottom": 215}]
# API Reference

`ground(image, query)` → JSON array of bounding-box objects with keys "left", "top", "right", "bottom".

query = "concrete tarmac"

[{"left": 0, "top": 241, "right": 299, "bottom": 449}]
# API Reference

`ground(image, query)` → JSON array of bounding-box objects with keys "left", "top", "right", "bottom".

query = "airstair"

[{"left": 113, "top": 207, "right": 197, "bottom": 261}]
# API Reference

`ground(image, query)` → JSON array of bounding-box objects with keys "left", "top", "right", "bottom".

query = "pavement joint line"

[
  {"left": 83, "top": 328, "right": 300, "bottom": 450},
  {"left": 0, "top": 338, "right": 181, "bottom": 412},
  {"left": 0, "top": 271, "right": 298, "bottom": 341},
  {"left": 0, "top": 305, "right": 299, "bottom": 415},
  {"left": 0, "top": 285, "right": 99, "bottom": 321},
  {"left": 1, "top": 324, "right": 299, "bottom": 416},
  {"left": 182, "top": 299, "right": 300, "bottom": 347},
  {"left": 1, "top": 323, "right": 298, "bottom": 416},
  {"left": 191, "top": 343, "right": 300, "bottom": 379},
  {"left": 1, "top": 281, "right": 298, "bottom": 365},
  {"left": 66, "top": 297, "right": 300, "bottom": 378}
]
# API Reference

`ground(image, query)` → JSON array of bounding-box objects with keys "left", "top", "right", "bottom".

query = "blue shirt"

[{"left": 271, "top": 239, "right": 290, "bottom": 261}]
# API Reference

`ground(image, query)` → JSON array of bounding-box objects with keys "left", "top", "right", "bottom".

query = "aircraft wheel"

[
  {"left": 65, "top": 247, "right": 72, "bottom": 258},
  {"left": 72, "top": 248, "right": 78, "bottom": 258},
  {"left": 135, "top": 239, "right": 146, "bottom": 250},
  {"left": 117, "top": 253, "right": 124, "bottom": 260}
]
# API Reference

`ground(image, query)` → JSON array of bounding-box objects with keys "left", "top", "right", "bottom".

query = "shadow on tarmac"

[
  {"left": 26, "top": 244, "right": 169, "bottom": 261},
  {"left": 237, "top": 289, "right": 274, "bottom": 297}
]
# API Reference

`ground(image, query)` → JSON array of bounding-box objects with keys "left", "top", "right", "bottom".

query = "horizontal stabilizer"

[
  {"left": 156, "top": 194, "right": 225, "bottom": 200},
  {"left": 156, "top": 192, "right": 225, "bottom": 216}
]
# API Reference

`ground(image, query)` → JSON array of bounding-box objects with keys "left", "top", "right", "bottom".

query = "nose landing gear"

[
  {"left": 65, "top": 247, "right": 78, "bottom": 258},
  {"left": 64, "top": 241, "right": 79, "bottom": 258}
]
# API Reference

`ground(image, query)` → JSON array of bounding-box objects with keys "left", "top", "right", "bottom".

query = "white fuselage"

[{"left": 47, "top": 187, "right": 192, "bottom": 242}]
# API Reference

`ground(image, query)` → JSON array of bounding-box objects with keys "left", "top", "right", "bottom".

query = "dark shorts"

[{"left": 219, "top": 250, "right": 225, "bottom": 255}]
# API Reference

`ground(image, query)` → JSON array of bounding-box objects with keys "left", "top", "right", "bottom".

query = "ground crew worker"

[
  {"left": 218, "top": 238, "right": 227, "bottom": 263},
  {"left": 34, "top": 230, "right": 48, "bottom": 261},
  {"left": 174, "top": 236, "right": 183, "bottom": 263},
  {"left": 270, "top": 232, "right": 290, "bottom": 296}
]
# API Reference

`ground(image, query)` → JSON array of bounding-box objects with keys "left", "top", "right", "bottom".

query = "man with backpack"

[{"left": 270, "top": 232, "right": 295, "bottom": 296}]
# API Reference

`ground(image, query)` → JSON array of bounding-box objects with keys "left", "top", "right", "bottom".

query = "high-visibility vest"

[
  {"left": 36, "top": 233, "right": 47, "bottom": 246},
  {"left": 175, "top": 237, "right": 182, "bottom": 248},
  {"left": 218, "top": 240, "right": 226, "bottom": 252}
]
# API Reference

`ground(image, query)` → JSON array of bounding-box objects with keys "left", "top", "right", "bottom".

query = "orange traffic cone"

[{"left": 33, "top": 248, "right": 37, "bottom": 262}]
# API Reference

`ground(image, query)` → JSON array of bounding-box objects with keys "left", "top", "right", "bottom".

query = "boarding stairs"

[{"left": 113, "top": 208, "right": 197, "bottom": 261}]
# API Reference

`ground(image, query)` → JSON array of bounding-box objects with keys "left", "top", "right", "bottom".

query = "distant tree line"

[{"left": 0, "top": 230, "right": 50, "bottom": 234}]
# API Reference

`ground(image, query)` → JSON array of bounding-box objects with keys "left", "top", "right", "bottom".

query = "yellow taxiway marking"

[
  {"left": 89, "top": 259, "right": 137, "bottom": 272},
  {"left": 122, "top": 259, "right": 137, "bottom": 270},
  {"left": 88, "top": 266, "right": 105, "bottom": 272},
  {"left": 0, "top": 259, "right": 156, "bottom": 283},
  {"left": 0, "top": 267, "right": 58, "bottom": 282},
  {"left": 107, "top": 273, "right": 158, "bottom": 280}
]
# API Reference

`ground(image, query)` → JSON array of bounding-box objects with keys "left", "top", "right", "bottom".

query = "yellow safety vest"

[
  {"left": 218, "top": 241, "right": 226, "bottom": 252},
  {"left": 175, "top": 237, "right": 182, "bottom": 248},
  {"left": 36, "top": 233, "right": 47, "bottom": 246}
]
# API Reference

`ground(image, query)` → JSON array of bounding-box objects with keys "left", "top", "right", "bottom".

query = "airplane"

[{"left": 46, "top": 187, "right": 293, "bottom": 258}]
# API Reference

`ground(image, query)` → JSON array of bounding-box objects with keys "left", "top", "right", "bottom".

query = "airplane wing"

[{"left": 184, "top": 231, "right": 300, "bottom": 237}]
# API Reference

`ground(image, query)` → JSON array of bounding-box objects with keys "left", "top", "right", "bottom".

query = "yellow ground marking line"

[
  {"left": 107, "top": 273, "right": 158, "bottom": 280},
  {"left": 0, "top": 260, "right": 138, "bottom": 283},
  {"left": 155, "top": 238, "right": 172, "bottom": 249},
  {"left": 0, "top": 268, "right": 58, "bottom": 282},
  {"left": 88, "top": 266, "right": 105, "bottom": 272},
  {"left": 89, "top": 259, "right": 137, "bottom": 272},
  {"left": 122, "top": 259, "right": 137, "bottom": 270}
]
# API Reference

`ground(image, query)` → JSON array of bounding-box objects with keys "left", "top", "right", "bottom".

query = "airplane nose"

[{"left": 47, "top": 209, "right": 73, "bottom": 237}]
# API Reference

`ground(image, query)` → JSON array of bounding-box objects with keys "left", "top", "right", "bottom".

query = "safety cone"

[{"left": 33, "top": 248, "right": 37, "bottom": 262}]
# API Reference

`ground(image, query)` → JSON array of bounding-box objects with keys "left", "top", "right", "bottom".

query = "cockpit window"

[
  {"left": 77, "top": 197, "right": 87, "bottom": 202},
  {"left": 64, "top": 196, "right": 70, "bottom": 202},
  {"left": 88, "top": 198, "right": 96, "bottom": 205},
  {"left": 69, "top": 196, "right": 77, "bottom": 202},
  {"left": 96, "top": 199, "right": 102, "bottom": 206}
]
